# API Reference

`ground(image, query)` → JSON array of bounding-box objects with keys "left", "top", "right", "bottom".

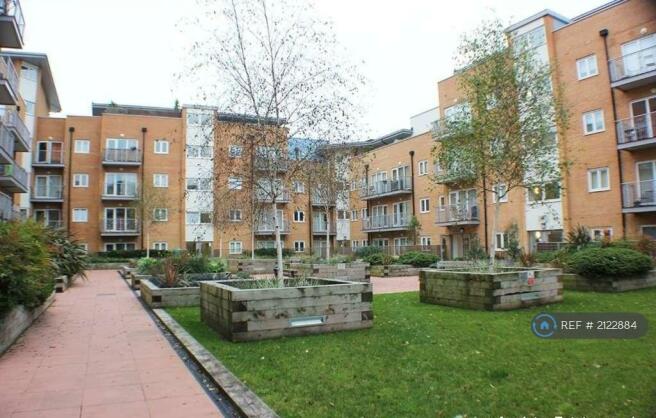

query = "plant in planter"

[
  {"left": 564, "top": 247, "right": 652, "bottom": 279},
  {"left": 397, "top": 251, "right": 438, "bottom": 267},
  {"left": 46, "top": 228, "right": 88, "bottom": 282}
]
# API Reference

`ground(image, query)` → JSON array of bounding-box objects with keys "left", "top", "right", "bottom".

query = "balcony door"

[
  {"left": 392, "top": 201, "right": 409, "bottom": 226},
  {"left": 105, "top": 208, "right": 136, "bottom": 231},
  {"left": 36, "top": 141, "right": 63, "bottom": 164},
  {"left": 35, "top": 209, "right": 61, "bottom": 228},
  {"left": 391, "top": 166, "right": 409, "bottom": 189},
  {"left": 631, "top": 97, "right": 656, "bottom": 141},
  {"left": 622, "top": 34, "right": 656, "bottom": 77},
  {"left": 372, "top": 205, "right": 387, "bottom": 228},
  {"left": 637, "top": 161, "right": 656, "bottom": 204},
  {"left": 107, "top": 138, "right": 138, "bottom": 150},
  {"left": 34, "top": 175, "right": 61, "bottom": 198},
  {"left": 372, "top": 171, "right": 387, "bottom": 194},
  {"left": 261, "top": 209, "right": 284, "bottom": 228}
]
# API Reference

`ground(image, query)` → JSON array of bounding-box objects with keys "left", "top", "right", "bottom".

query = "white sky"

[{"left": 25, "top": 0, "right": 602, "bottom": 138}]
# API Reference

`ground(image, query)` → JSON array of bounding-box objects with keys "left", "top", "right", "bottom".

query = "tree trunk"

[
  {"left": 273, "top": 202, "right": 283, "bottom": 282},
  {"left": 489, "top": 200, "right": 501, "bottom": 270},
  {"left": 325, "top": 209, "right": 331, "bottom": 260},
  {"left": 146, "top": 229, "right": 150, "bottom": 258}
]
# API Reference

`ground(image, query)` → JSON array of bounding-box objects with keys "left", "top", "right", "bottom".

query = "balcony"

[
  {"left": 0, "top": 107, "right": 29, "bottom": 151},
  {"left": 436, "top": 204, "right": 480, "bottom": 226},
  {"left": 360, "top": 176, "right": 412, "bottom": 200},
  {"left": 254, "top": 156, "right": 288, "bottom": 172},
  {"left": 41, "top": 219, "right": 63, "bottom": 229},
  {"left": 311, "top": 193, "right": 335, "bottom": 207},
  {"left": 362, "top": 214, "right": 411, "bottom": 232},
  {"left": 434, "top": 163, "right": 476, "bottom": 185},
  {"left": 31, "top": 186, "right": 63, "bottom": 203},
  {"left": 609, "top": 45, "right": 656, "bottom": 91},
  {"left": 0, "top": 56, "right": 18, "bottom": 105},
  {"left": 622, "top": 180, "right": 656, "bottom": 213},
  {"left": 0, "top": 0, "right": 24, "bottom": 49},
  {"left": 0, "top": 125, "right": 13, "bottom": 164},
  {"left": 254, "top": 219, "right": 290, "bottom": 235},
  {"left": 101, "top": 218, "right": 140, "bottom": 236},
  {"left": 101, "top": 190, "right": 138, "bottom": 201},
  {"left": 255, "top": 189, "right": 290, "bottom": 203},
  {"left": 33, "top": 146, "right": 64, "bottom": 168},
  {"left": 0, "top": 191, "right": 11, "bottom": 220},
  {"left": 102, "top": 148, "right": 142, "bottom": 165},
  {"left": 312, "top": 221, "right": 336, "bottom": 235},
  {"left": 0, "top": 161, "right": 27, "bottom": 192}
]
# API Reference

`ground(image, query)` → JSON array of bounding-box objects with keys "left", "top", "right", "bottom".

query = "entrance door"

[
  {"left": 637, "top": 161, "right": 656, "bottom": 204},
  {"left": 631, "top": 97, "right": 656, "bottom": 141},
  {"left": 622, "top": 34, "right": 656, "bottom": 77}
]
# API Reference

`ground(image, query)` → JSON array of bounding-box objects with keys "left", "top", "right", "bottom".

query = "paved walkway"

[
  {"left": 371, "top": 275, "right": 419, "bottom": 294},
  {"left": 0, "top": 270, "right": 222, "bottom": 418}
]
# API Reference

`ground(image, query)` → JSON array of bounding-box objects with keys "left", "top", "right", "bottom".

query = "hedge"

[
  {"left": 397, "top": 251, "right": 438, "bottom": 267},
  {"left": 565, "top": 247, "right": 652, "bottom": 279}
]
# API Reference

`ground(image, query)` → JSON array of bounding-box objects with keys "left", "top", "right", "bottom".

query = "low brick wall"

[
  {"left": 0, "top": 292, "right": 55, "bottom": 355},
  {"left": 54, "top": 276, "right": 69, "bottom": 293},
  {"left": 560, "top": 271, "right": 656, "bottom": 292},
  {"left": 87, "top": 262, "right": 128, "bottom": 270},
  {"left": 284, "top": 262, "right": 370, "bottom": 282},
  {"left": 227, "top": 259, "right": 277, "bottom": 274},
  {"left": 370, "top": 264, "right": 419, "bottom": 277},
  {"left": 420, "top": 268, "right": 563, "bottom": 311},
  {"left": 140, "top": 279, "right": 200, "bottom": 308},
  {"left": 130, "top": 274, "right": 151, "bottom": 290},
  {"left": 201, "top": 279, "right": 373, "bottom": 342}
]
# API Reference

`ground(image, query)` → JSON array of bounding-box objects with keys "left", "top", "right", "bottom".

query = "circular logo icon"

[{"left": 531, "top": 313, "right": 557, "bottom": 338}]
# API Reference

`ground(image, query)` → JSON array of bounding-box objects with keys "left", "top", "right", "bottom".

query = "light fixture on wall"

[{"left": 640, "top": 27, "right": 648, "bottom": 35}]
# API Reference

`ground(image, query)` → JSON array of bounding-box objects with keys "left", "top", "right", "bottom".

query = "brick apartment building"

[{"left": 9, "top": 0, "right": 656, "bottom": 258}]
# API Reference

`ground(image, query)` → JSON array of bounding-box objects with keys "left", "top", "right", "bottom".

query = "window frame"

[
  {"left": 576, "top": 54, "right": 599, "bottom": 80},
  {"left": 228, "top": 145, "right": 243, "bottom": 158},
  {"left": 153, "top": 208, "right": 168, "bottom": 222},
  {"left": 154, "top": 139, "right": 169, "bottom": 154},
  {"left": 72, "top": 173, "right": 89, "bottom": 188},
  {"left": 72, "top": 208, "right": 88, "bottom": 223},
  {"left": 74, "top": 139, "right": 90, "bottom": 154},
  {"left": 493, "top": 183, "right": 509, "bottom": 203},
  {"left": 419, "top": 198, "right": 430, "bottom": 213},
  {"left": 229, "top": 241, "right": 243, "bottom": 255},
  {"left": 418, "top": 160, "right": 428, "bottom": 176},
  {"left": 495, "top": 232, "right": 507, "bottom": 250},
  {"left": 228, "top": 176, "right": 243, "bottom": 190},
  {"left": 582, "top": 109, "right": 605, "bottom": 135},
  {"left": 294, "top": 240, "right": 305, "bottom": 253},
  {"left": 153, "top": 173, "right": 169, "bottom": 188},
  {"left": 229, "top": 209, "right": 242, "bottom": 222},
  {"left": 587, "top": 167, "right": 610, "bottom": 192},
  {"left": 153, "top": 242, "right": 168, "bottom": 251},
  {"left": 293, "top": 209, "right": 305, "bottom": 223}
]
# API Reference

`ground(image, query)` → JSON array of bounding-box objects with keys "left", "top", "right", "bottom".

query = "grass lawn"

[{"left": 168, "top": 290, "right": 656, "bottom": 418}]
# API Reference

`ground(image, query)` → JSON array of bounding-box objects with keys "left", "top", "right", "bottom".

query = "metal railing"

[
  {"left": 101, "top": 188, "right": 139, "bottom": 199},
  {"left": 0, "top": 0, "right": 25, "bottom": 39},
  {"left": 436, "top": 204, "right": 480, "bottom": 224},
  {"left": 312, "top": 221, "right": 336, "bottom": 234},
  {"left": 1, "top": 160, "right": 26, "bottom": 188},
  {"left": 0, "top": 56, "right": 19, "bottom": 98},
  {"left": 360, "top": 176, "right": 412, "bottom": 198},
  {"left": 609, "top": 45, "right": 656, "bottom": 83},
  {"left": 616, "top": 110, "right": 656, "bottom": 145},
  {"left": 255, "top": 189, "right": 290, "bottom": 203},
  {"left": 103, "top": 148, "right": 142, "bottom": 164},
  {"left": 0, "top": 191, "right": 11, "bottom": 220},
  {"left": 32, "top": 184, "right": 63, "bottom": 200},
  {"left": 102, "top": 218, "right": 139, "bottom": 233},
  {"left": 254, "top": 156, "right": 288, "bottom": 171},
  {"left": 34, "top": 146, "right": 64, "bottom": 165},
  {"left": 362, "top": 214, "right": 410, "bottom": 231},
  {"left": 42, "top": 219, "right": 63, "bottom": 229},
  {"left": 622, "top": 180, "right": 656, "bottom": 208},
  {"left": 311, "top": 192, "right": 336, "bottom": 206},
  {"left": 0, "top": 124, "right": 13, "bottom": 158},
  {"left": 254, "top": 218, "right": 290, "bottom": 234},
  {"left": 0, "top": 107, "right": 30, "bottom": 146}
]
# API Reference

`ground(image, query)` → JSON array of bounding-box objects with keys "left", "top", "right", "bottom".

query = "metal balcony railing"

[
  {"left": 0, "top": 0, "right": 25, "bottom": 40},
  {"left": 0, "top": 107, "right": 30, "bottom": 150},
  {"left": 0, "top": 160, "right": 27, "bottom": 189},
  {"left": 254, "top": 219, "right": 290, "bottom": 234},
  {"left": 102, "top": 218, "right": 139, "bottom": 233},
  {"left": 616, "top": 111, "right": 656, "bottom": 146},
  {"left": 32, "top": 184, "right": 63, "bottom": 200},
  {"left": 436, "top": 204, "right": 480, "bottom": 225},
  {"left": 34, "top": 146, "right": 64, "bottom": 165},
  {"left": 0, "top": 56, "right": 18, "bottom": 100},
  {"left": 362, "top": 214, "right": 410, "bottom": 231},
  {"left": 103, "top": 148, "right": 142, "bottom": 164},
  {"left": 0, "top": 191, "right": 11, "bottom": 220},
  {"left": 622, "top": 180, "right": 656, "bottom": 209},
  {"left": 360, "top": 176, "right": 412, "bottom": 198},
  {"left": 255, "top": 189, "right": 290, "bottom": 203},
  {"left": 254, "top": 155, "right": 288, "bottom": 172},
  {"left": 610, "top": 45, "right": 656, "bottom": 83},
  {"left": 0, "top": 124, "right": 13, "bottom": 160},
  {"left": 312, "top": 221, "right": 336, "bottom": 234},
  {"left": 42, "top": 219, "right": 63, "bottom": 229}
]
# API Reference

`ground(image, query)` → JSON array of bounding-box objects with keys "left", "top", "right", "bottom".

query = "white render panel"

[
  {"left": 525, "top": 200, "right": 563, "bottom": 231},
  {"left": 410, "top": 107, "right": 439, "bottom": 136}
]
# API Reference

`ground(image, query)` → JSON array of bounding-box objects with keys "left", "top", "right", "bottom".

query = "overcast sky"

[{"left": 26, "top": 0, "right": 602, "bottom": 138}]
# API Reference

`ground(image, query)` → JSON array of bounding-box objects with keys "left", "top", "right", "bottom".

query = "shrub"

[
  {"left": 137, "top": 258, "right": 162, "bottom": 275},
  {"left": 535, "top": 251, "right": 557, "bottom": 264},
  {"left": 326, "top": 255, "right": 355, "bottom": 264},
  {"left": 253, "top": 248, "right": 294, "bottom": 258},
  {"left": 566, "top": 225, "right": 591, "bottom": 250},
  {"left": 47, "top": 228, "right": 88, "bottom": 281},
  {"left": 355, "top": 246, "right": 382, "bottom": 258},
  {"left": 207, "top": 258, "right": 225, "bottom": 273},
  {"left": 565, "top": 247, "right": 652, "bottom": 279},
  {"left": 465, "top": 240, "right": 487, "bottom": 260},
  {"left": 185, "top": 255, "right": 210, "bottom": 273},
  {"left": 0, "top": 221, "right": 56, "bottom": 315},
  {"left": 364, "top": 253, "right": 394, "bottom": 266},
  {"left": 95, "top": 249, "right": 171, "bottom": 259},
  {"left": 397, "top": 251, "right": 438, "bottom": 267}
]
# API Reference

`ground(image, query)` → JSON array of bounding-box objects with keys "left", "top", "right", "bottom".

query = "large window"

[
  {"left": 186, "top": 211, "right": 212, "bottom": 224},
  {"left": 588, "top": 167, "right": 610, "bottom": 192},
  {"left": 34, "top": 175, "right": 62, "bottom": 198},
  {"left": 528, "top": 182, "right": 560, "bottom": 202},
  {"left": 186, "top": 178, "right": 212, "bottom": 191},
  {"left": 582, "top": 110, "right": 605, "bottom": 134},
  {"left": 576, "top": 55, "right": 598, "bottom": 80},
  {"left": 35, "top": 141, "right": 63, "bottom": 164},
  {"left": 104, "top": 173, "right": 137, "bottom": 197}
]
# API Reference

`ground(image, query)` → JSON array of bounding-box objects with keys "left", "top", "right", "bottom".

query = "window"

[
  {"left": 493, "top": 183, "right": 508, "bottom": 203},
  {"left": 186, "top": 211, "right": 212, "bottom": 224},
  {"left": 351, "top": 210, "right": 358, "bottom": 221},
  {"left": 153, "top": 174, "right": 169, "bottom": 188},
  {"left": 229, "top": 241, "right": 243, "bottom": 255},
  {"left": 293, "top": 210, "right": 305, "bottom": 223},
  {"left": 228, "top": 177, "right": 243, "bottom": 190},
  {"left": 420, "top": 236, "right": 432, "bottom": 246},
  {"left": 576, "top": 55, "right": 598, "bottom": 80},
  {"left": 153, "top": 242, "right": 168, "bottom": 251},
  {"left": 495, "top": 232, "right": 507, "bottom": 250},
  {"left": 418, "top": 160, "right": 428, "bottom": 176},
  {"left": 588, "top": 167, "right": 610, "bottom": 192},
  {"left": 186, "top": 145, "right": 212, "bottom": 158},
  {"left": 590, "top": 228, "right": 612, "bottom": 241},
  {"left": 293, "top": 181, "right": 305, "bottom": 193},
  {"left": 104, "top": 173, "right": 138, "bottom": 197},
  {"left": 583, "top": 110, "right": 605, "bottom": 134},
  {"left": 74, "top": 139, "right": 90, "bottom": 154},
  {"left": 187, "top": 112, "right": 213, "bottom": 126},
  {"left": 153, "top": 208, "right": 168, "bottom": 221},
  {"left": 79, "top": 243, "right": 88, "bottom": 253},
  {"left": 105, "top": 243, "right": 136, "bottom": 252},
  {"left": 73, "top": 173, "right": 88, "bottom": 188},
  {"left": 528, "top": 182, "right": 561, "bottom": 202},
  {"left": 362, "top": 240, "right": 369, "bottom": 247},
  {"left": 229, "top": 209, "right": 242, "bottom": 222},
  {"left": 361, "top": 208, "right": 369, "bottom": 219},
  {"left": 72, "top": 208, "right": 88, "bottom": 223},
  {"left": 337, "top": 210, "right": 349, "bottom": 220},
  {"left": 420, "top": 198, "right": 430, "bottom": 213},
  {"left": 154, "top": 140, "right": 169, "bottom": 154},
  {"left": 229, "top": 145, "right": 243, "bottom": 158},
  {"left": 186, "top": 178, "right": 211, "bottom": 191},
  {"left": 351, "top": 240, "right": 360, "bottom": 248},
  {"left": 294, "top": 241, "right": 305, "bottom": 253}
]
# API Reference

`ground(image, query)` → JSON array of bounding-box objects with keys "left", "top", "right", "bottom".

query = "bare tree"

[
  {"left": 181, "top": 0, "right": 365, "bottom": 279},
  {"left": 132, "top": 183, "right": 175, "bottom": 258}
]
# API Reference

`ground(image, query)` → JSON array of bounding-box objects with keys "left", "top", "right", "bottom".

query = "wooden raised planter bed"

[
  {"left": 54, "top": 275, "right": 70, "bottom": 293},
  {"left": 420, "top": 268, "right": 563, "bottom": 311},
  {"left": 560, "top": 271, "right": 656, "bottom": 292},
  {"left": 0, "top": 292, "right": 55, "bottom": 355},
  {"left": 370, "top": 264, "right": 419, "bottom": 277},
  {"left": 140, "top": 273, "right": 229, "bottom": 308},
  {"left": 201, "top": 278, "right": 373, "bottom": 342},
  {"left": 283, "top": 262, "right": 370, "bottom": 282},
  {"left": 227, "top": 259, "right": 277, "bottom": 274},
  {"left": 87, "top": 262, "right": 130, "bottom": 270}
]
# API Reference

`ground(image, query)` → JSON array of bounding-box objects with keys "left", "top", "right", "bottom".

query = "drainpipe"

[
  {"left": 66, "top": 127, "right": 74, "bottom": 231},
  {"left": 600, "top": 28, "right": 627, "bottom": 238},
  {"left": 409, "top": 151, "right": 416, "bottom": 215},
  {"left": 364, "top": 164, "right": 370, "bottom": 245},
  {"left": 140, "top": 127, "right": 147, "bottom": 249},
  {"left": 482, "top": 175, "right": 489, "bottom": 255}
]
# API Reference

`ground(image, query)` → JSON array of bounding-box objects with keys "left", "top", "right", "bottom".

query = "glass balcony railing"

[
  {"left": 254, "top": 218, "right": 290, "bottom": 234},
  {"left": 360, "top": 176, "right": 412, "bottom": 199},
  {"left": 0, "top": 160, "right": 27, "bottom": 190},
  {"left": 616, "top": 111, "right": 656, "bottom": 147},
  {"left": 0, "top": 107, "right": 30, "bottom": 151},
  {"left": 362, "top": 214, "right": 410, "bottom": 231},
  {"left": 622, "top": 180, "right": 656, "bottom": 209},
  {"left": 436, "top": 203, "right": 480, "bottom": 225},
  {"left": 103, "top": 148, "right": 142, "bottom": 164},
  {"left": 312, "top": 221, "right": 336, "bottom": 234},
  {"left": 32, "top": 184, "right": 63, "bottom": 201},
  {"left": 0, "top": 0, "right": 25, "bottom": 45},
  {"left": 0, "top": 56, "right": 18, "bottom": 103},
  {"left": 102, "top": 218, "right": 139, "bottom": 234},
  {"left": 255, "top": 189, "right": 290, "bottom": 203},
  {"left": 609, "top": 45, "right": 656, "bottom": 85},
  {"left": 0, "top": 124, "right": 13, "bottom": 161},
  {"left": 0, "top": 191, "right": 11, "bottom": 220}
]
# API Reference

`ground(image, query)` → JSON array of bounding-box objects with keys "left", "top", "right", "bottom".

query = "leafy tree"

[{"left": 131, "top": 183, "right": 174, "bottom": 258}]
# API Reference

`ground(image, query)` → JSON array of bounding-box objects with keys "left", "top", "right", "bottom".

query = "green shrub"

[
  {"left": 47, "top": 228, "right": 88, "bottom": 281},
  {"left": 566, "top": 225, "right": 592, "bottom": 251},
  {"left": 397, "top": 251, "right": 438, "bottom": 267},
  {"left": 364, "top": 253, "right": 394, "bottom": 266},
  {"left": 207, "top": 258, "right": 225, "bottom": 273},
  {"left": 565, "top": 247, "right": 652, "bottom": 279},
  {"left": 0, "top": 221, "right": 56, "bottom": 315},
  {"left": 326, "top": 255, "right": 355, "bottom": 264},
  {"left": 355, "top": 246, "right": 383, "bottom": 258},
  {"left": 95, "top": 249, "right": 171, "bottom": 259},
  {"left": 535, "top": 251, "right": 557, "bottom": 264},
  {"left": 253, "top": 248, "right": 294, "bottom": 258},
  {"left": 137, "top": 258, "right": 162, "bottom": 275}
]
